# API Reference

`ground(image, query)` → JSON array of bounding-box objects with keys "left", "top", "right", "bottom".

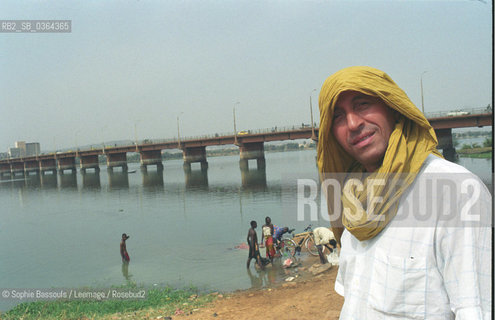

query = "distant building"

[
  {"left": 8, "top": 147, "right": 22, "bottom": 158},
  {"left": 14, "top": 141, "right": 26, "bottom": 157},
  {"left": 15, "top": 141, "right": 26, "bottom": 150},
  {"left": 26, "top": 143, "right": 40, "bottom": 156},
  {"left": 0, "top": 152, "right": 8, "bottom": 159},
  {"left": 7, "top": 141, "right": 41, "bottom": 158}
]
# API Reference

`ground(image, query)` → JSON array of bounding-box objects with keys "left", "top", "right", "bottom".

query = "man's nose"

[{"left": 346, "top": 112, "right": 364, "bottom": 130}]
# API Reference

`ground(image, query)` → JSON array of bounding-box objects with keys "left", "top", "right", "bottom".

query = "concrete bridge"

[{"left": 0, "top": 110, "right": 491, "bottom": 179}]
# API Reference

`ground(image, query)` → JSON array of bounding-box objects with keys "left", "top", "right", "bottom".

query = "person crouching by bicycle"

[
  {"left": 273, "top": 226, "right": 296, "bottom": 255},
  {"left": 261, "top": 216, "right": 275, "bottom": 263},
  {"left": 313, "top": 227, "right": 337, "bottom": 264},
  {"left": 273, "top": 226, "right": 290, "bottom": 246}
]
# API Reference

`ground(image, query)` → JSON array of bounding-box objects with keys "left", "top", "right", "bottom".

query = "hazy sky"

[{"left": 1, "top": 0, "right": 492, "bottom": 152}]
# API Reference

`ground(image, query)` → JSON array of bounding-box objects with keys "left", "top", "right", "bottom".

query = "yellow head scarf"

[{"left": 317, "top": 66, "right": 442, "bottom": 242}]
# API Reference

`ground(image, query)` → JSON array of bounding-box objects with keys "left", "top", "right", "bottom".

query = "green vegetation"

[
  {"left": 452, "top": 130, "right": 492, "bottom": 139},
  {"left": 457, "top": 137, "right": 492, "bottom": 159},
  {"left": 1, "top": 285, "right": 215, "bottom": 320},
  {"left": 457, "top": 148, "right": 492, "bottom": 158},
  {"left": 483, "top": 137, "right": 492, "bottom": 148}
]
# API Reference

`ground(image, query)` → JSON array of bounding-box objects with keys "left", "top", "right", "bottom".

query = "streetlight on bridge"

[
  {"left": 134, "top": 120, "right": 141, "bottom": 152},
  {"left": 233, "top": 102, "right": 240, "bottom": 145},
  {"left": 74, "top": 128, "right": 83, "bottom": 157},
  {"left": 177, "top": 112, "right": 184, "bottom": 149},
  {"left": 420, "top": 71, "right": 428, "bottom": 114},
  {"left": 309, "top": 88, "right": 317, "bottom": 140}
]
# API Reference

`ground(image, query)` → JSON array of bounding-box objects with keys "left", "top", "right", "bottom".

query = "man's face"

[{"left": 331, "top": 91, "right": 397, "bottom": 172}]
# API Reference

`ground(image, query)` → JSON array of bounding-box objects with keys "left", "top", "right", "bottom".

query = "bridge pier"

[
  {"left": 139, "top": 150, "right": 163, "bottom": 173},
  {"left": 108, "top": 171, "right": 129, "bottom": 189},
  {"left": 59, "top": 172, "right": 77, "bottom": 188},
  {"left": 142, "top": 170, "right": 164, "bottom": 187},
  {"left": 240, "top": 167, "right": 267, "bottom": 189},
  {"left": 57, "top": 156, "right": 76, "bottom": 175},
  {"left": 106, "top": 152, "right": 128, "bottom": 172},
  {"left": 40, "top": 158, "right": 57, "bottom": 175},
  {"left": 185, "top": 170, "right": 208, "bottom": 188},
  {"left": 182, "top": 146, "right": 208, "bottom": 173},
  {"left": 239, "top": 142, "right": 265, "bottom": 170},
  {"left": 81, "top": 171, "right": 101, "bottom": 189},
  {"left": 80, "top": 154, "right": 100, "bottom": 174},
  {"left": 435, "top": 128, "right": 458, "bottom": 162},
  {"left": 10, "top": 161, "right": 25, "bottom": 178},
  {"left": 24, "top": 159, "right": 40, "bottom": 176},
  {"left": 0, "top": 163, "right": 12, "bottom": 179}
]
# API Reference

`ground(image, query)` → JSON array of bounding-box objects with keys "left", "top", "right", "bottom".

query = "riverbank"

[
  {"left": 1, "top": 255, "right": 343, "bottom": 319},
  {"left": 100, "top": 255, "right": 343, "bottom": 320},
  {"left": 457, "top": 146, "right": 492, "bottom": 159}
]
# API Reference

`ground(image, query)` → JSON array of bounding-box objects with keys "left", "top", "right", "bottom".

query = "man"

[
  {"left": 313, "top": 227, "right": 337, "bottom": 264},
  {"left": 317, "top": 66, "right": 491, "bottom": 319},
  {"left": 246, "top": 220, "right": 263, "bottom": 269},
  {"left": 120, "top": 233, "right": 130, "bottom": 263}
]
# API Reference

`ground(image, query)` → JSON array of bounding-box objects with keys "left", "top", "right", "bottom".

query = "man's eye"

[
  {"left": 333, "top": 112, "right": 343, "bottom": 121},
  {"left": 355, "top": 101, "right": 370, "bottom": 110}
]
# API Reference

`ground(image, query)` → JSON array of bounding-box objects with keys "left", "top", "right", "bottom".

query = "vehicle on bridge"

[
  {"left": 237, "top": 130, "right": 250, "bottom": 136},
  {"left": 446, "top": 110, "right": 470, "bottom": 116}
]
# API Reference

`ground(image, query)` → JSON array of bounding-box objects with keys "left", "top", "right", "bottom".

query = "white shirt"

[
  {"left": 313, "top": 227, "right": 336, "bottom": 246},
  {"left": 335, "top": 155, "right": 492, "bottom": 319}
]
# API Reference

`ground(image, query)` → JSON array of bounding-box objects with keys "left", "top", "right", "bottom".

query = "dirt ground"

[{"left": 176, "top": 255, "right": 344, "bottom": 320}]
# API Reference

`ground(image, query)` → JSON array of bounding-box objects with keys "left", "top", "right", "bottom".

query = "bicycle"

[
  {"left": 293, "top": 224, "right": 324, "bottom": 256},
  {"left": 277, "top": 229, "right": 298, "bottom": 257},
  {"left": 277, "top": 225, "right": 326, "bottom": 257}
]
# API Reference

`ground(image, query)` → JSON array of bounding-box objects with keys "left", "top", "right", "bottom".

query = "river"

[{"left": 0, "top": 146, "right": 491, "bottom": 311}]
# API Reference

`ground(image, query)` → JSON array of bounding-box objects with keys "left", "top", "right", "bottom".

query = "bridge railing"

[
  {"left": 425, "top": 107, "right": 492, "bottom": 119},
  {"left": 35, "top": 123, "right": 321, "bottom": 155},
  {"left": 11, "top": 106, "right": 492, "bottom": 159},
  {"left": 177, "top": 123, "right": 320, "bottom": 142}
]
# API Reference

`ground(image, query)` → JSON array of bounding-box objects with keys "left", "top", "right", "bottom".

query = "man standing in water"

[
  {"left": 120, "top": 233, "right": 130, "bottom": 263},
  {"left": 246, "top": 221, "right": 263, "bottom": 269},
  {"left": 317, "top": 66, "right": 491, "bottom": 318}
]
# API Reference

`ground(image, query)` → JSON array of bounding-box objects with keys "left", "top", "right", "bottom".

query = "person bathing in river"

[
  {"left": 261, "top": 216, "right": 275, "bottom": 263},
  {"left": 246, "top": 221, "right": 263, "bottom": 269},
  {"left": 120, "top": 233, "right": 130, "bottom": 263}
]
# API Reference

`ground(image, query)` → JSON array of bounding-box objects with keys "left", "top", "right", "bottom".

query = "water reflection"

[
  {"left": 12, "top": 177, "right": 26, "bottom": 188},
  {"left": 240, "top": 167, "right": 267, "bottom": 190},
  {"left": 59, "top": 173, "right": 78, "bottom": 189},
  {"left": 246, "top": 268, "right": 263, "bottom": 289},
  {"left": 82, "top": 172, "right": 101, "bottom": 189},
  {"left": 41, "top": 174, "right": 58, "bottom": 188},
  {"left": 185, "top": 169, "right": 208, "bottom": 189},
  {"left": 108, "top": 171, "right": 129, "bottom": 189},
  {"left": 121, "top": 262, "right": 132, "bottom": 282},
  {"left": 142, "top": 171, "right": 164, "bottom": 188},
  {"left": 25, "top": 174, "right": 41, "bottom": 189}
]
